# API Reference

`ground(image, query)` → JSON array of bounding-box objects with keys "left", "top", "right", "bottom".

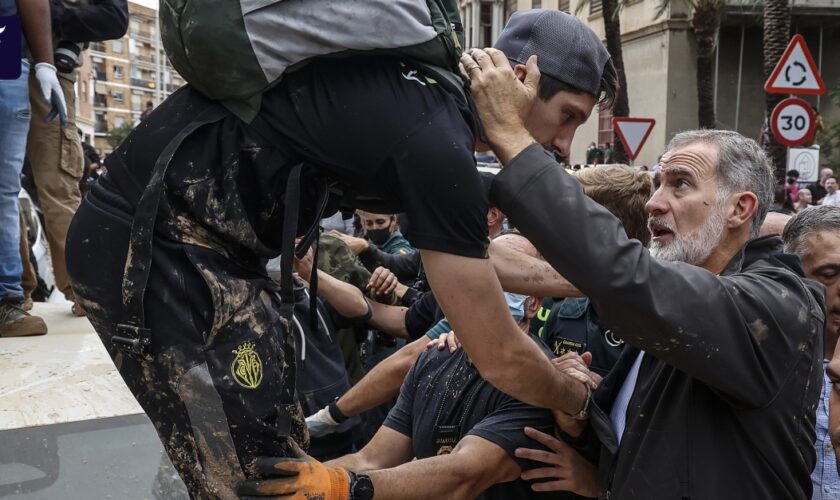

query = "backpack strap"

[{"left": 113, "top": 105, "right": 229, "bottom": 361}]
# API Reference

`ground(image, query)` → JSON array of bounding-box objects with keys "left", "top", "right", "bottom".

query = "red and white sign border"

[
  {"left": 770, "top": 97, "right": 817, "bottom": 148},
  {"left": 612, "top": 117, "right": 656, "bottom": 161}
]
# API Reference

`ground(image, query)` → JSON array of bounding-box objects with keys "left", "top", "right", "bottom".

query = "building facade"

[
  {"left": 462, "top": 0, "right": 840, "bottom": 168},
  {"left": 81, "top": 1, "right": 184, "bottom": 155}
]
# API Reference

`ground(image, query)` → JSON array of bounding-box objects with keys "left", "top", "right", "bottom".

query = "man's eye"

[{"left": 676, "top": 179, "right": 690, "bottom": 188}]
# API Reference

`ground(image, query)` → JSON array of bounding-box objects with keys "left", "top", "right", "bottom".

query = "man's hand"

[
  {"left": 426, "top": 331, "right": 461, "bottom": 352},
  {"left": 514, "top": 427, "right": 600, "bottom": 498},
  {"left": 293, "top": 245, "right": 315, "bottom": 282},
  {"left": 460, "top": 48, "right": 538, "bottom": 164},
  {"left": 34, "top": 63, "right": 67, "bottom": 126},
  {"left": 367, "top": 266, "right": 398, "bottom": 297},
  {"left": 330, "top": 230, "right": 370, "bottom": 255},
  {"left": 306, "top": 406, "right": 341, "bottom": 438},
  {"left": 552, "top": 352, "right": 601, "bottom": 391},
  {"left": 551, "top": 352, "right": 601, "bottom": 437},
  {"left": 236, "top": 450, "right": 350, "bottom": 499}
]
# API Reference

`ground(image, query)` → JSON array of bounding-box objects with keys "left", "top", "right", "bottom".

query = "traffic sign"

[
  {"left": 787, "top": 147, "right": 819, "bottom": 183},
  {"left": 771, "top": 97, "right": 816, "bottom": 147},
  {"left": 764, "top": 34, "right": 825, "bottom": 95},
  {"left": 613, "top": 118, "right": 655, "bottom": 161}
]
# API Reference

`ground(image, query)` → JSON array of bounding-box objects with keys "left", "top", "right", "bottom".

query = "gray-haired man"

[
  {"left": 462, "top": 45, "right": 826, "bottom": 498},
  {"left": 783, "top": 206, "right": 840, "bottom": 499}
]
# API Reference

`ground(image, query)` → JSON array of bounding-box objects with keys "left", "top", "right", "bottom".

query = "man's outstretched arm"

[
  {"left": 489, "top": 238, "right": 582, "bottom": 298},
  {"left": 422, "top": 250, "right": 587, "bottom": 413},
  {"left": 332, "top": 435, "right": 521, "bottom": 499}
]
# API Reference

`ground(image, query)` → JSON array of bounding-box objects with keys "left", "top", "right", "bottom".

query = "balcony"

[
  {"left": 94, "top": 94, "right": 108, "bottom": 108},
  {"left": 94, "top": 70, "right": 107, "bottom": 81},
  {"left": 131, "top": 29, "right": 154, "bottom": 43},
  {"left": 131, "top": 78, "right": 157, "bottom": 89},
  {"left": 95, "top": 121, "right": 109, "bottom": 133},
  {"left": 90, "top": 42, "right": 107, "bottom": 53},
  {"left": 132, "top": 53, "right": 158, "bottom": 66}
]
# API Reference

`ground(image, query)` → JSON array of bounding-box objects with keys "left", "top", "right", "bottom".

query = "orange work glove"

[{"left": 236, "top": 454, "right": 350, "bottom": 500}]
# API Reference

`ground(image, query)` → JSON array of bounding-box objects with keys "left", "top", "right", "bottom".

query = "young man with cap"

[{"left": 66, "top": 9, "right": 615, "bottom": 499}]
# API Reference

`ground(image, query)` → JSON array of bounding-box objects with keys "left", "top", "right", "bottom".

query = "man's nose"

[
  {"left": 553, "top": 136, "right": 571, "bottom": 158},
  {"left": 646, "top": 188, "right": 669, "bottom": 216}
]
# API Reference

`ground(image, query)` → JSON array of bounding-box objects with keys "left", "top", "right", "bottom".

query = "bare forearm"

[
  {"left": 422, "top": 250, "right": 586, "bottom": 412},
  {"left": 17, "top": 0, "right": 54, "bottom": 64},
  {"left": 368, "top": 301, "right": 410, "bottom": 339},
  {"left": 489, "top": 240, "right": 582, "bottom": 298},
  {"left": 337, "top": 339, "right": 423, "bottom": 416},
  {"left": 367, "top": 454, "right": 502, "bottom": 499},
  {"left": 313, "top": 270, "right": 369, "bottom": 318}
]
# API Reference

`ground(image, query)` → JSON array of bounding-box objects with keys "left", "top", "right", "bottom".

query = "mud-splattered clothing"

[
  {"left": 383, "top": 334, "right": 556, "bottom": 500},
  {"left": 67, "top": 55, "right": 488, "bottom": 498},
  {"left": 493, "top": 144, "right": 826, "bottom": 499}
]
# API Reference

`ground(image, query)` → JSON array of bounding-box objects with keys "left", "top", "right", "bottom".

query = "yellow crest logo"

[{"left": 231, "top": 342, "right": 263, "bottom": 389}]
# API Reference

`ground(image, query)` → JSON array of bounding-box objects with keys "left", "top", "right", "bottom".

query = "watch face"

[{"left": 353, "top": 474, "right": 374, "bottom": 500}]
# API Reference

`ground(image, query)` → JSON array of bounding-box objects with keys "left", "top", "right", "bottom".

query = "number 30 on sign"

[{"left": 771, "top": 97, "right": 816, "bottom": 147}]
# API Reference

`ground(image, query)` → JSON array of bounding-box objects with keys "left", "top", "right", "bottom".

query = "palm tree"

[
  {"left": 601, "top": 0, "right": 631, "bottom": 163},
  {"left": 762, "top": 0, "right": 791, "bottom": 183},
  {"left": 575, "top": 0, "right": 631, "bottom": 163},
  {"left": 655, "top": 0, "right": 724, "bottom": 130}
]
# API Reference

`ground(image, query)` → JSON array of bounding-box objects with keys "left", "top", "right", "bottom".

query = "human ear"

[{"left": 728, "top": 192, "right": 759, "bottom": 230}]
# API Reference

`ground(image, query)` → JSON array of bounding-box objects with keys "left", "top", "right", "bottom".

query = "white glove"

[
  {"left": 34, "top": 63, "right": 68, "bottom": 126},
  {"left": 305, "top": 406, "right": 341, "bottom": 438}
]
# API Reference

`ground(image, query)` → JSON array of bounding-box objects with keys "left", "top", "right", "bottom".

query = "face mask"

[
  {"left": 367, "top": 226, "right": 392, "bottom": 246},
  {"left": 505, "top": 293, "right": 527, "bottom": 324}
]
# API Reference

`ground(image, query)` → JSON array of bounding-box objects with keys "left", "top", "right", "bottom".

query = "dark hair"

[
  {"left": 788, "top": 169, "right": 799, "bottom": 178},
  {"left": 537, "top": 58, "right": 619, "bottom": 110}
]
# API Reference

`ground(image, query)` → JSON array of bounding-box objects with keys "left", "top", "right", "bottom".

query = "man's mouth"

[{"left": 649, "top": 221, "right": 675, "bottom": 239}]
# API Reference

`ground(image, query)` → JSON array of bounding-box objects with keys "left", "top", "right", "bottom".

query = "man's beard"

[{"left": 649, "top": 200, "right": 728, "bottom": 265}]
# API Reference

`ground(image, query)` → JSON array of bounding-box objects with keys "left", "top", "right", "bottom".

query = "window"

[
  {"left": 113, "top": 91, "right": 124, "bottom": 103},
  {"left": 130, "top": 20, "right": 140, "bottom": 34},
  {"left": 532, "top": 0, "right": 541, "bottom": 7},
  {"left": 478, "top": 1, "right": 493, "bottom": 47},
  {"left": 113, "top": 65, "right": 124, "bottom": 80},
  {"left": 112, "top": 39, "right": 123, "bottom": 53},
  {"left": 114, "top": 116, "right": 125, "bottom": 128},
  {"left": 558, "top": 0, "right": 570, "bottom": 12},
  {"left": 590, "top": 0, "right": 603, "bottom": 15},
  {"left": 131, "top": 94, "right": 141, "bottom": 110}
]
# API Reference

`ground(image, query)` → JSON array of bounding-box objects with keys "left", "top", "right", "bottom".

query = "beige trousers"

[{"left": 26, "top": 71, "right": 83, "bottom": 302}]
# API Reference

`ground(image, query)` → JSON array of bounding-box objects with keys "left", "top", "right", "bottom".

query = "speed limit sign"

[{"left": 771, "top": 97, "right": 816, "bottom": 147}]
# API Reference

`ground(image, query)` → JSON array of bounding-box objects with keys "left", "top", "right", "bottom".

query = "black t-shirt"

[
  {"left": 383, "top": 335, "right": 556, "bottom": 500},
  {"left": 102, "top": 56, "right": 489, "bottom": 268}
]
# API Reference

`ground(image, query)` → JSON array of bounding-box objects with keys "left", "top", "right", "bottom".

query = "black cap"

[{"left": 494, "top": 9, "right": 611, "bottom": 97}]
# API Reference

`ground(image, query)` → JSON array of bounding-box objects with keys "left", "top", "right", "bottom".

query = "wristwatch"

[
  {"left": 563, "top": 383, "right": 592, "bottom": 421},
  {"left": 349, "top": 471, "right": 374, "bottom": 500}
]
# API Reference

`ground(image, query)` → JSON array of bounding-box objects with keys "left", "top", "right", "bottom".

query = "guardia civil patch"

[
  {"left": 231, "top": 342, "right": 263, "bottom": 389},
  {"left": 552, "top": 338, "right": 585, "bottom": 357}
]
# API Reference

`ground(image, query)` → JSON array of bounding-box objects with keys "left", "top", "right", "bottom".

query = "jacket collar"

[{"left": 720, "top": 235, "right": 801, "bottom": 276}]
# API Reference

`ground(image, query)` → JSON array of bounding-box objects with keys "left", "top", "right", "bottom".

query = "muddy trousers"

[{"left": 66, "top": 183, "right": 307, "bottom": 499}]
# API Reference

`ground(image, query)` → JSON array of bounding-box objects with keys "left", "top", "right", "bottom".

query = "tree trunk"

[
  {"left": 692, "top": 2, "right": 720, "bottom": 129},
  {"left": 763, "top": 0, "right": 791, "bottom": 184},
  {"left": 602, "top": 0, "right": 630, "bottom": 163}
]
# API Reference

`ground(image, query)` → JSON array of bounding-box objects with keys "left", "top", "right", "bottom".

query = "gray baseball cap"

[{"left": 494, "top": 9, "right": 611, "bottom": 97}]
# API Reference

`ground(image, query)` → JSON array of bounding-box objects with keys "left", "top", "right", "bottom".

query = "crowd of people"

[{"left": 4, "top": 3, "right": 840, "bottom": 499}]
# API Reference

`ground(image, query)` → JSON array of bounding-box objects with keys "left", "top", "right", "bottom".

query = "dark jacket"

[{"left": 491, "top": 144, "right": 825, "bottom": 499}]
